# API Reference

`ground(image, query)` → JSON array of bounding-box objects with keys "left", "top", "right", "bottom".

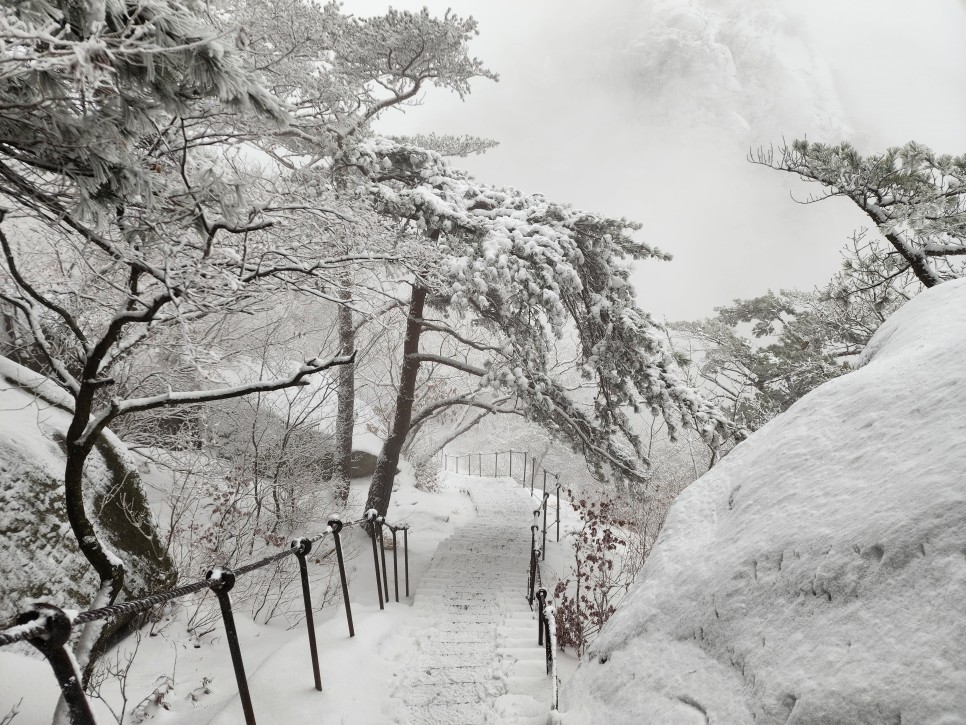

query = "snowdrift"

[{"left": 561, "top": 279, "right": 966, "bottom": 724}]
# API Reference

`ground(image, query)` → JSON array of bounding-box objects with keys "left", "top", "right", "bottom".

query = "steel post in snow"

[
  {"left": 292, "top": 539, "right": 322, "bottom": 691},
  {"left": 378, "top": 520, "right": 389, "bottom": 601},
  {"left": 329, "top": 518, "right": 354, "bottom": 636},
  {"left": 391, "top": 528, "right": 399, "bottom": 603},
  {"left": 542, "top": 492, "right": 549, "bottom": 560},
  {"left": 536, "top": 587, "right": 547, "bottom": 647},
  {"left": 556, "top": 480, "right": 561, "bottom": 543},
  {"left": 369, "top": 522, "right": 385, "bottom": 610},
  {"left": 19, "top": 604, "right": 96, "bottom": 725},
  {"left": 403, "top": 526, "right": 410, "bottom": 598},
  {"left": 207, "top": 567, "right": 256, "bottom": 725}
]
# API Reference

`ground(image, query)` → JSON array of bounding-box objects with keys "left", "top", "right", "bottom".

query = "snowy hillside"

[
  {"left": 560, "top": 279, "right": 966, "bottom": 723},
  {"left": 0, "top": 358, "right": 175, "bottom": 636}
]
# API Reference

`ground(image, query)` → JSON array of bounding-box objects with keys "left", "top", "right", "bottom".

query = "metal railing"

[
  {"left": 0, "top": 513, "right": 413, "bottom": 725},
  {"left": 527, "top": 496, "right": 560, "bottom": 714},
  {"left": 365, "top": 509, "right": 410, "bottom": 609},
  {"left": 442, "top": 448, "right": 562, "bottom": 715},
  {"left": 452, "top": 450, "right": 561, "bottom": 712},
  {"left": 441, "top": 449, "right": 566, "bottom": 554}
]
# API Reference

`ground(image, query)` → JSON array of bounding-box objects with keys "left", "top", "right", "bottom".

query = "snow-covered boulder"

[
  {"left": 0, "top": 357, "right": 176, "bottom": 641},
  {"left": 561, "top": 280, "right": 966, "bottom": 724}
]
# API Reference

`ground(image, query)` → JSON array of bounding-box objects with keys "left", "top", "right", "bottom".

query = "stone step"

[
  {"left": 408, "top": 665, "right": 497, "bottom": 685},
  {"left": 505, "top": 675, "right": 551, "bottom": 697},
  {"left": 499, "top": 621, "right": 537, "bottom": 634},
  {"left": 506, "top": 659, "right": 549, "bottom": 678},
  {"left": 406, "top": 680, "right": 504, "bottom": 706},
  {"left": 404, "top": 702, "right": 490, "bottom": 724},
  {"left": 497, "top": 646, "right": 547, "bottom": 659},
  {"left": 494, "top": 692, "right": 550, "bottom": 718}
]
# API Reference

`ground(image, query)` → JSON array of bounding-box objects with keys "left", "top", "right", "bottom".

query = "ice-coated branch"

[
  {"left": 416, "top": 318, "right": 506, "bottom": 354},
  {"left": 80, "top": 352, "right": 355, "bottom": 446},
  {"left": 410, "top": 353, "right": 485, "bottom": 377},
  {"left": 0, "top": 215, "right": 89, "bottom": 348},
  {"left": 408, "top": 392, "right": 516, "bottom": 432},
  {"left": 0, "top": 290, "right": 81, "bottom": 395}
]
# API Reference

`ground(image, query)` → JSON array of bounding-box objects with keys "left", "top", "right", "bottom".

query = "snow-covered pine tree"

[
  {"left": 224, "top": 0, "right": 499, "bottom": 494},
  {"left": 0, "top": 0, "right": 358, "bottom": 678},
  {"left": 347, "top": 139, "right": 733, "bottom": 517},
  {"left": 756, "top": 140, "right": 966, "bottom": 288}
]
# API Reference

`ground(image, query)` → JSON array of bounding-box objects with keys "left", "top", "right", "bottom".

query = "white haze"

[{"left": 346, "top": 0, "right": 966, "bottom": 320}]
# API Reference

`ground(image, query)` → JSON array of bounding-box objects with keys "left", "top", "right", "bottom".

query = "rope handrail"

[
  {"left": 0, "top": 511, "right": 409, "bottom": 725},
  {"left": 2, "top": 517, "right": 373, "bottom": 643}
]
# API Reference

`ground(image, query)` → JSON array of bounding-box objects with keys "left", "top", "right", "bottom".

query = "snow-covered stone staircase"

[{"left": 392, "top": 474, "right": 550, "bottom": 724}]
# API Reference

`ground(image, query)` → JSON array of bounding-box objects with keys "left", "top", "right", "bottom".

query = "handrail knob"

[
  {"left": 206, "top": 566, "right": 237, "bottom": 593},
  {"left": 291, "top": 538, "right": 313, "bottom": 557}
]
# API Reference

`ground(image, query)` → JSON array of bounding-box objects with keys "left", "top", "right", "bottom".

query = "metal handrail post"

[
  {"left": 403, "top": 526, "right": 410, "bottom": 597},
  {"left": 329, "top": 518, "right": 354, "bottom": 636},
  {"left": 542, "top": 492, "right": 549, "bottom": 560},
  {"left": 546, "top": 603, "right": 559, "bottom": 711},
  {"left": 367, "top": 514, "right": 385, "bottom": 610},
  {"left": 391, "top": 528, "right": 400, "bottom": 603},
  {"left": 528, "top": 525, "right": 538, "bottom": 605},
  {"left": 19, "top": 604, "right": 96, "bottom": 725},
  {"left": 292, "top": 539, "right": 322, "bottom": 691},
  {"left": 536, "top": 588, "right": 547, "bottom": 646},
  {"left": 207, "top": 567, "right": 256, "bottom": 725},
  {"left": 556, "top": 480, "right": 561, "bottom": 542},
  {"left": 377, "top": 520, "right": 389, "bottom": 600}
]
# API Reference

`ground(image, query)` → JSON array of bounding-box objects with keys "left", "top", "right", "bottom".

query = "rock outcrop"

[
  {"left": 0, "top": 358, "right": 176, "bottom": 642},
  {"left": 561, "top": 280, "right": 966, "bottom": 723}
]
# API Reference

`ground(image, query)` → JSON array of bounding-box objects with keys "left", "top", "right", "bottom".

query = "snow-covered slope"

[
  {"left": 560, "top": 279, "right": 966, "bottom": 723},
  {"left": 0, "top": 357, "right": 175, "bottom": 634}
]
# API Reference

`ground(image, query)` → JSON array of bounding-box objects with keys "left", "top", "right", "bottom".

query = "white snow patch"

[{"left": 560, "top": 278, "right": 966, "bottom": 722}]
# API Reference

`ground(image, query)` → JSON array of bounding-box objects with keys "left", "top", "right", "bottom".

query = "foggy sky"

[{"left": 345, "top": 0, "right": 966, "bottom": 321}]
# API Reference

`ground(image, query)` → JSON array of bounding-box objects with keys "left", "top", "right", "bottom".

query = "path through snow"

[{"left": 391, "top": 474, "right": 550, "bottom": 724}]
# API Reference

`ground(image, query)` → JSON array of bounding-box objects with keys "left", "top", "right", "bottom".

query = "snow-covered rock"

[
  {"left": 0, "top": 357, "right": 176, "bottom": 640},
  {"left": 561, "top": 279, "right": 966, "bottom": 723}
]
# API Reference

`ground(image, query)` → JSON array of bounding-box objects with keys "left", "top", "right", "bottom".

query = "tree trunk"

[
  {"left": 364, "top": 284, "right": 427, "bottom": 517},
  {"left": 333, "top": 271, "right": 355, "bottom": 503},
  {"left": 64, "top": 409, "right": 124, "bottom": 601}
]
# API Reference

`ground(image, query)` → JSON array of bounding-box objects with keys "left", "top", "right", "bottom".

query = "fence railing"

[
  {"left": 442, "top": 448, "right": 562, "bottom": 715},
  {"left": 529, "top": 493, "right": 560, "bottom": 713},
  {"left": 3, "top": 451, "right": 563, "bottom": 722},
  {"left": 441, "top": 449, "right": 566, "bottom": 554},
  {"left": 0, "top": 513, "right": 412, "bottom": 725}
]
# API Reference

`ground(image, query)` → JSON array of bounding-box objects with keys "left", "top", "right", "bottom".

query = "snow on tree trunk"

[
  {"left": 333, "top": 271, "right": 355, "bottom": 503},
  {"left": 364, "top": 284, "right": 427, "bottom": 517},
  {"left": 64, "top": 435, "right": 123, "bottom": 606}
]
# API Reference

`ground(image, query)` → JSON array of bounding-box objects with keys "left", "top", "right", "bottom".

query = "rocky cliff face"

[
  {"left": 561, "top": 280, "right": 966, "bottom": 724},
  {"left": 0, "top": 358, "right": 176, "bottom": 640}
]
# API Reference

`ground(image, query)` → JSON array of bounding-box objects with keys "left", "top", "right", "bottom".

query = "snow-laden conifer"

[{"left": 349, "top": 139, "right": 733, "bottom": 516}]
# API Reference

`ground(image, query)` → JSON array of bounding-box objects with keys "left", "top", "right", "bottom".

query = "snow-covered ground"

[
  {"left": 1, "top": 468, "right": 576, "bottom": 724},
  {"left": 560, "top": 279, "right": 966, "bottom": 722}
]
